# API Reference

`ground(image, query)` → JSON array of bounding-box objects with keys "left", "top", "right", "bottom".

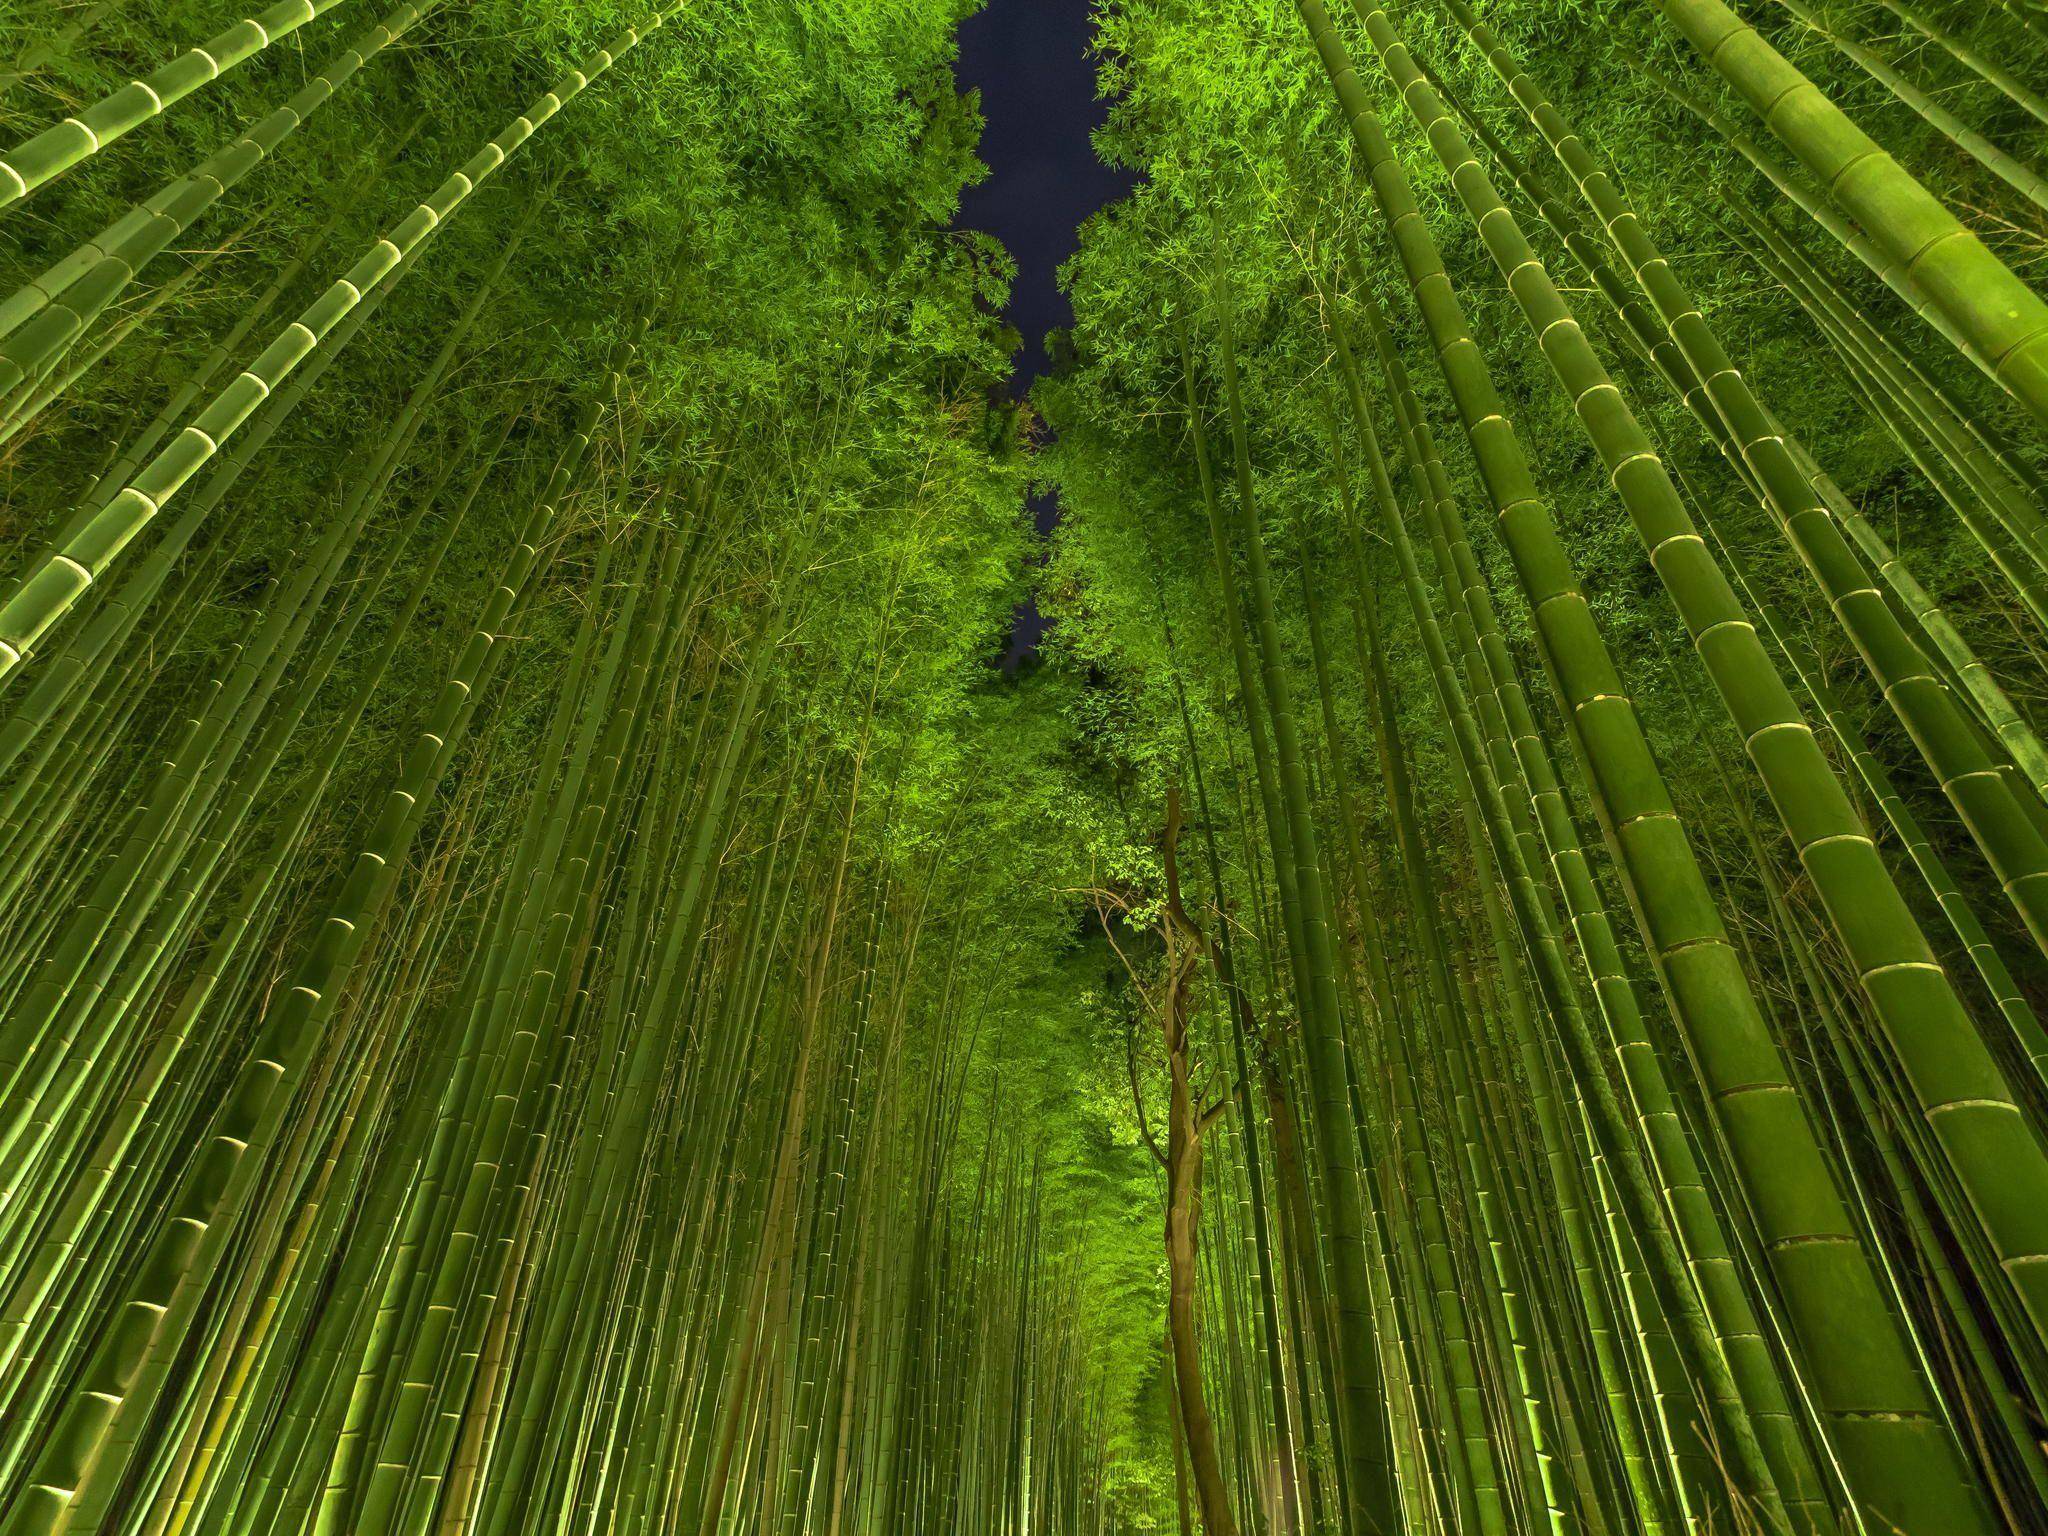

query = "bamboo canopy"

[{"left": 0, "top": 0, "right": 2046, "bottom": 1532}]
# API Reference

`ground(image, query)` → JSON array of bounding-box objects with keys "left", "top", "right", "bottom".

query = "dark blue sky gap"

[{"left": 953, "top": 0, "right": 1134, "bottom": 669}]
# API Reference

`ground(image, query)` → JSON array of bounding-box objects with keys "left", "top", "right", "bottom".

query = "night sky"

[{"left": 954, "top": 0, "right": 1135, "bottom": 669}]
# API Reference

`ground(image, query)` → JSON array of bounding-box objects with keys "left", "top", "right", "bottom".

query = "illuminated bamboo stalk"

[
  {"left": 1870, "top": 0, "right": 2048, "bottom": 127},
  {"left": 1771, "top": 0, "right": 2048, "bottom": 217},
  {"left": 0, "top": 0, "right": 351, "bottom": 210},
  {"left": 1657, "top": 0, "right": 2048, "bottom": 429},
  {"left": 0, "top": 5, "right": 679, "bottom": 686},
  {"left": 1300, "top": 4, "right": 1994, "bottom": 1529},
  {"left": 0, "top": 329, "right": 633, "bottom": 1536},
  {"left": 0, "top": 0, "right": 432, "bottom": 429}
]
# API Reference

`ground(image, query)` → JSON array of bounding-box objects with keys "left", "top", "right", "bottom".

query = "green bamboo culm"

[
  {"left": 1296, "top": 2, "right": 1999, "bottom": 1529},
  {"left": 0, "top": 330, "right": 633, "bottom": 1536},
  {"left": 1392, "top": 0, "right": 2048, "bottom": 1399},
  {"left": 1655, "top": 0, "right": 2048, "bottom": 430},
  {"left": 1442, "top": 0, "right": 2048, "bottom": 974},
  {"left": 1869, "top": 0, "right": 2048, "bottom": 127},
  {"left": 0, "top": 0, "right": 435, "bottom": 426},
  {"left": 0, "top": 0, "right": 2045, "bottom": 1530},
  {"left": 0, "top": 3, "right": 678, "bottom": 687},
  {"left": 1769, "top": 0, "right": 2048, "bottom": 218},
  {"left": 1199, "top": 259, "right": 1405, "bottom": 1536},
  {"left": 0, "top": 0, "right": 352, "bottom": 210}
]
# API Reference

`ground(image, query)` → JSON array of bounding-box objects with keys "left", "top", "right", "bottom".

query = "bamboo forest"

[{"left": 13, "top": 0, "right": 2048, "bottom": 1531}]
